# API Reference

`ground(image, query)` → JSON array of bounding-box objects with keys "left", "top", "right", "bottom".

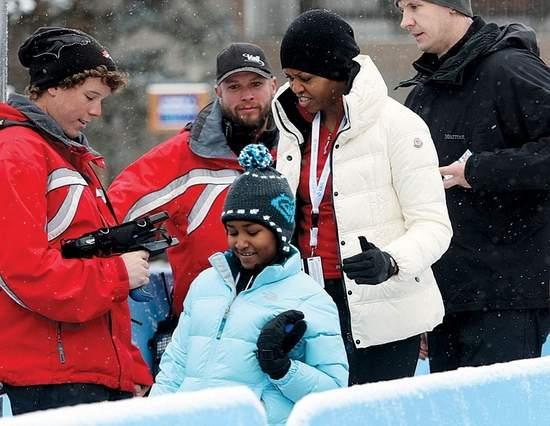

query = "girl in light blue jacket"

[{"left": 150, "top": 145, "right": 348, "bottom": 426}]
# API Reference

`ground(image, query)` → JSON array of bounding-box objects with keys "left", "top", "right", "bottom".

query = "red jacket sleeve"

[
  {"left": 108, "top": 131, "right": 191, "bottom": 222},
  {"left": 0, "top": 136, "right": 129, "bottom": 323}
]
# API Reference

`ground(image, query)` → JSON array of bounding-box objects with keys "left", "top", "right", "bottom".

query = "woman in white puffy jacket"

[{"left": 273, "top": 9, "right": 452, "bottom": 385}]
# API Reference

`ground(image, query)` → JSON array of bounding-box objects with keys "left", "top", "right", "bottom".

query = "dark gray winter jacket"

[{"left": 399, "top": 17, "right": 550, "bottom": 313}]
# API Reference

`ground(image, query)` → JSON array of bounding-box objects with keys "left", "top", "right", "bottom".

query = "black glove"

[
  {"left": 342, "top": 236, "right": 398, "bottom": 285},
  {"left": 256, "top": 310, "right": 307, "bottom": 380}
]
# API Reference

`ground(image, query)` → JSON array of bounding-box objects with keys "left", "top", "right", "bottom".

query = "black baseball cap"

[{"left": 216, "top": 43, "right": 273, "bottom": 85}]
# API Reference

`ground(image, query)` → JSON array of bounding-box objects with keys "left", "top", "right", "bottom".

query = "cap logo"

[
  {"left": 242, "top": 53, "right": 265, "bottom": 66},
  {"left": 33, "top": 33, "right": 91, "bottom": 60},
  {"left": 271, "top": 194, "right": 295, "bottom": 224}
]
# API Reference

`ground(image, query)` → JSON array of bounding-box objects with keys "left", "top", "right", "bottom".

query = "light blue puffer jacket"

[{"left": 150, "top": 247, "right": 349, "bottom": 425}]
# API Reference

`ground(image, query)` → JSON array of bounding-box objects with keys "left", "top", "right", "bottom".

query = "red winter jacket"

[
  {"left": 108, "top": 101, "right": 278, "bottom": 314},
  {"left": 0, "top": 96, "right": 152, "bottom": 390}
]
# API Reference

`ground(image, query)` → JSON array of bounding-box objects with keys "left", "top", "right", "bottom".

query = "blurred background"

[{"left": 4, "top": 0, "right": 550, "bottom": 182}]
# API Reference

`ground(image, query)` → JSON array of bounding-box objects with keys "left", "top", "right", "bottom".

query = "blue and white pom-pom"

[{"left": 238, "top": 144, "right": 273, "bottom": 171}]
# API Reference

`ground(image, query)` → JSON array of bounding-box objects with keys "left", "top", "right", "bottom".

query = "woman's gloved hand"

[{"left": 342, "top": 236, "right": 398, "bottom": 284}]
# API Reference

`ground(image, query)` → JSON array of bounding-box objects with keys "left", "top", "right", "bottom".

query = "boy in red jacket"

[{"left": 0, "top": 27, "right": 152, "bottom": 415}]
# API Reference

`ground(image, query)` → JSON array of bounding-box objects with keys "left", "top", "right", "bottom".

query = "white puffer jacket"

[{"left": 273, "top": 55, "right": 453, "bottom": 348}]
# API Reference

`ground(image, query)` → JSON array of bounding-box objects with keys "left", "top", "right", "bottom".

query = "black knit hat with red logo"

[
  {"left": 18, "top": 27, "right": 118, "bottom": 90},
  {"left": 280, "top": 9, "right": 360, "bottom": 81}
]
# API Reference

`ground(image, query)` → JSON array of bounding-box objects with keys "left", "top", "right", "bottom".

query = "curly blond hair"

[{"left": 27, "top": 65, "right": 128, "bottom": 100}]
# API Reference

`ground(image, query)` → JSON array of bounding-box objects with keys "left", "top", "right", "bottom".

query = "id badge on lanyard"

[
  {"left": 303, "top": 112, "right": 345, "bottom": 287},
  {"left": 303, "top": 256, "right": 324, "bottom": 288}
]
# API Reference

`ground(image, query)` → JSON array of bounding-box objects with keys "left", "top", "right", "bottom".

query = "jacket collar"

[
  {"left": 189, "top": 99, "right": 278, "bottom": 160},
  {"left": 343, "top": 55, "right": 388, "bottom": 139},
  {"left": 208, "top": 246, "right": 302, "bottom": 291},
  {"left": 6, "top": 93, "right": 100, "bottom": 155},
  {"left": 189, "top": 100, "right": 236, "bottom": 159},
  {"left": 398, "top": 17, "right": 489, "bottom": 88}
]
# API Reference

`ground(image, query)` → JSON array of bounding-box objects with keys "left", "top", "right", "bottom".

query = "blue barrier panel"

[
  {"left": 0, "top": 386, "right": 267, "bottom": 426},
  {"left": 287, "top": 356, "right": 550, "bottom": 426},
  {"left": 129, "top": 264, "right": 174, "bottom": 369}
]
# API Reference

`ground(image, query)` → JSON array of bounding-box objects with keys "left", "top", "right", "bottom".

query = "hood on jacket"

[
  {"left": 399, "top": 17, "right": 541, "bottom": 88},
  {"left": 490, "top": 21, "right": 539, "bottom": 56},
  {"left": 189, "top": 100, "right": 278, "bottom": 160},
  {"left": 189, "top": 100, "right": 236, "bottom": 160},
  {"left": 3, "top": 93, "right": 98, "bottom": 154}
]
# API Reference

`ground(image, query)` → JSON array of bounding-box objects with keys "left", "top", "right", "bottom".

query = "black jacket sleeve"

[{"left": 465, "top": 50, "right": 550, "bottom": 192}]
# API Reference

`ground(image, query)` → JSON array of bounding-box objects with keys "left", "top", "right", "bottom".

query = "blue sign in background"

[{"left": 157, "top": 94, "right": 200, "bottom": 127}]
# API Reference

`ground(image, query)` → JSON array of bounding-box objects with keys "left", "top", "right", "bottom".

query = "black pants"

[
  {"left": 325, "top": 278, "right": 420, "bottom": 385},
  {"left": 3, "top": 383, "right": 132, "bottom": 416},
  {"left": 428, "top": 308, "right": 550, "bottom": 373}
]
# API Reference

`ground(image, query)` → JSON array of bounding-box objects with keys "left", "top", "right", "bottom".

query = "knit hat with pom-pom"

[{"left": 221, "top": 144, "right": 296, "bottom": 256}]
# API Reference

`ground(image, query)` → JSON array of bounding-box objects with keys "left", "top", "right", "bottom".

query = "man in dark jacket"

[{"left": 396, "top": 0, "right": 550, "bottom": 372}]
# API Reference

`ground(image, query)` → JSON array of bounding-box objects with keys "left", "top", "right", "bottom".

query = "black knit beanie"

[
  {"left": 222, "top": 144, "right": 296, "bottom": 257},
  {"left": 280, "top": 9, "right": 360, "bottom": 81},
  {"left": 395, "top": 0, "right": 473, "bottom": 17},
  {"left": 19, "top": 27, "right": 118, "bottom": 90}
]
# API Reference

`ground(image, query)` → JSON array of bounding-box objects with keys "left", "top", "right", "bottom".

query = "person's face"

[
  {"left": 283, "top": 68, "right": 345, "bottom": 115},
  {"left": 216, "top": 71, "right": 276, "bottom": 130},
  {"left": 41, "top": 77, "right": 112, "bottom": 139},
  {"left": 398, "top": 0, "right": 458, "bottom": 56},
  {"left": 226, "top": 220, "right": 278, "bottom": 270}
]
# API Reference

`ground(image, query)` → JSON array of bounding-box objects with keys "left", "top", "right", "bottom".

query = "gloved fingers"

[
  {"left": 345, "top": 272, "right": 374, "bottom": 282},
  {"left": 257, "top": 315, "right": 306, "bottom": 357},
  {"left": 258, "top": 310, "right": 304, "bottom": 346},
  {"left": 355, "top": 276, "right": 385, "bottom": 285},
  {"left": 257, "top": 331, "right": 285, "bottom": 351},
  {"left": 263, "top": 309, "right": 302, "bottom": 329},
  {"left": 342, "top": 259, "right": 375, "bottom": 273},
  {"left": 358, "top": 236, "right": 377, "bottom": 251},
  {"left": 342, "top": 252, "right": 369, "bottom": 264},
  {"left": 282, "top": 319, "right": 307, "bottom": 353},
  {"left": 277, "top": 309, "right": 305, "bottom": 324},
  {"left": 286, "top": 319, "right": 307, "bottom": 339}
]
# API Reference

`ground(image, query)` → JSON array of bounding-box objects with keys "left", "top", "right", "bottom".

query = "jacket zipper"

[
  {"left": 108, "top": 313, "right": 123, "bottom": 387},
  {"left": 329, "top": 129, "right": 356, "bottom": 347},
  {"left": 278, "top": 101, "right": 354, "bottom": 344},
  {"left": 215, "top": 273, "right": 251, "bottom": 340},
  {"left": 216, "top": 306, "right": 231, "bottom": 340},
  {"left": 283, "top": 105, "right": 355, "bottom": 345},
  {"left": 56, "top": 323, "right": 66, "bottom": 364}
]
